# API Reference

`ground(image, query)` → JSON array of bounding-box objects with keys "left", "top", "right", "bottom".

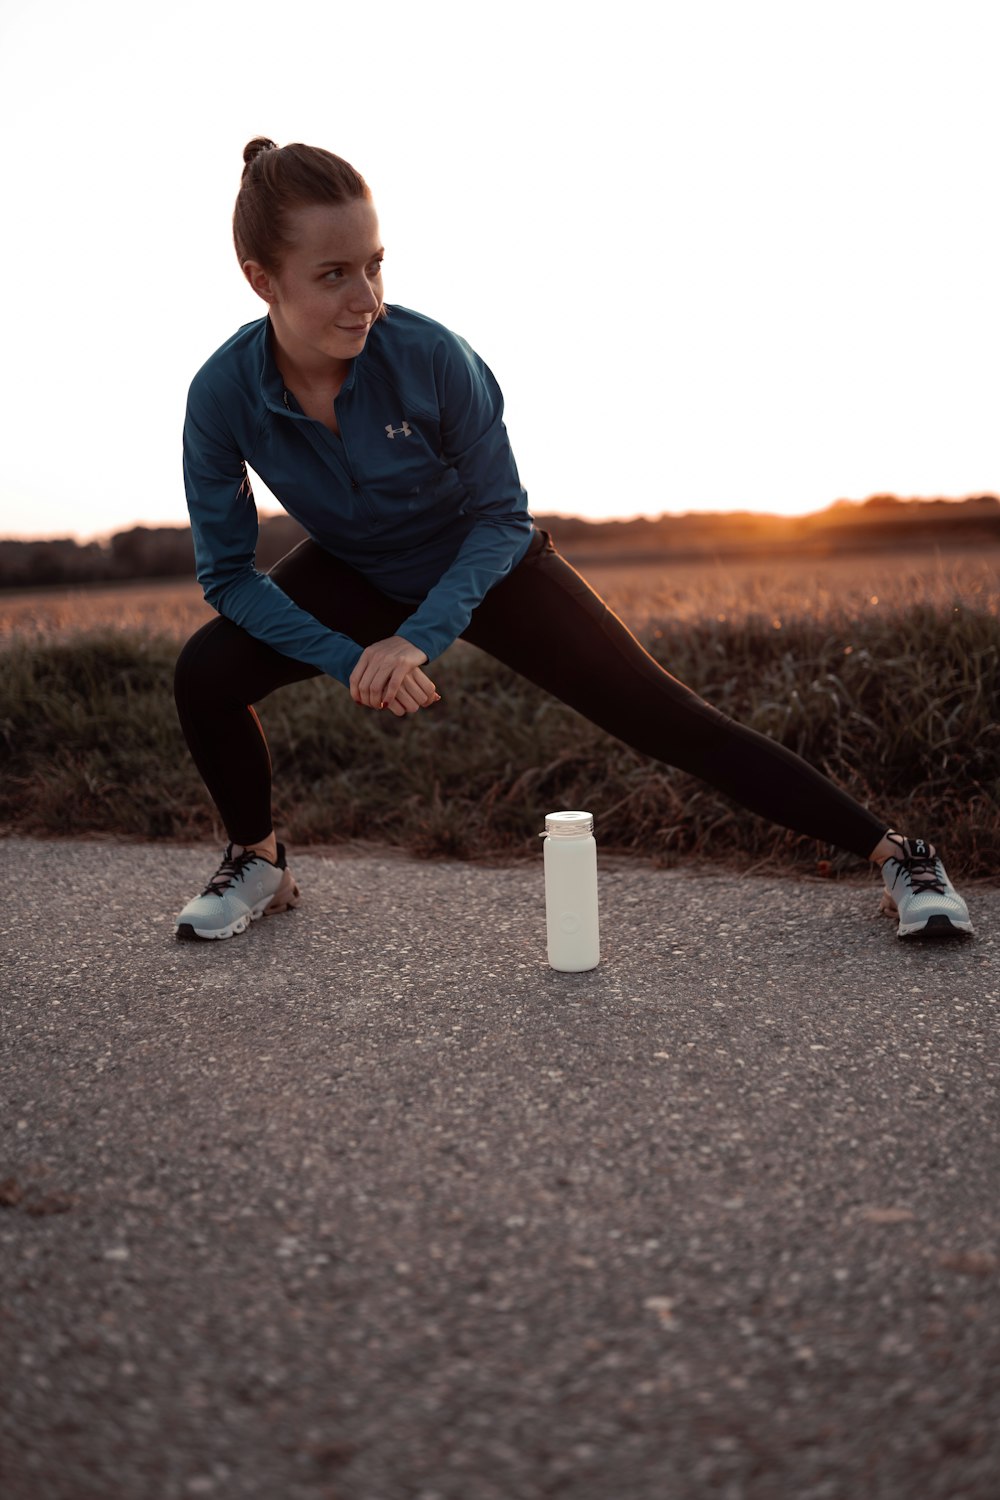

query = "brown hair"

[{"left": 233, "top": 137, "right": 374, "bottom": 274}]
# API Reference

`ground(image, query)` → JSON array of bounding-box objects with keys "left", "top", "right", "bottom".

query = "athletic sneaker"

[
  {"left": 175, "top": 843, "right": 300, "bottom": 941},
  {"left": 879, "top": 833, "right": 973, "bottom": 939}
]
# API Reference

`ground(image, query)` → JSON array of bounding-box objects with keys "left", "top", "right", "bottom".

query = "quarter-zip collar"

[{"left": 259, "top": 315, "right": 365, "bottom": 416}]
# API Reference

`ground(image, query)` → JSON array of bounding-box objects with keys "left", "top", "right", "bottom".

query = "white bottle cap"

[{"left": 544, "top": 810, "right": 594, "bottom": 837}]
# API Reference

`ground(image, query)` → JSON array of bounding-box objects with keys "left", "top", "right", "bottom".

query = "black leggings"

[{"left": 173, "top": 530, "right": 888, "bottom": 859}]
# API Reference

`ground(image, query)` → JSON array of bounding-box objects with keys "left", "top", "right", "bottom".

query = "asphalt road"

[{"left": 2, "top": 837, "right": 998, "bottom": 1500}]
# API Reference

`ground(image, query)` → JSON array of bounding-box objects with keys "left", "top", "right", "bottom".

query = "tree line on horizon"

[{"left": 1, "top": 494, "right": 998, "bottom": 589}]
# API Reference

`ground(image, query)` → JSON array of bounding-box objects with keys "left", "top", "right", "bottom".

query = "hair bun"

[{"left": 242, "top": 137, "right": 278, "bottom": 171}]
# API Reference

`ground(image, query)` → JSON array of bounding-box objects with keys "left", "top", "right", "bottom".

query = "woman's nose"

[{"left": 350, "top": 276, "right": 380, "bottom": 312}]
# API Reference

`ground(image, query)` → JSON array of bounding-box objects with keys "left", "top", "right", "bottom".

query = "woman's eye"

[{"left": 323, "top": 261, "right": 381, "bottom": 283}]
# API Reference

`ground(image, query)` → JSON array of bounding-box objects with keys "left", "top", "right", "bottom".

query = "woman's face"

[{"left": 244, "top": 197, "right": 384, "bottom": 376}]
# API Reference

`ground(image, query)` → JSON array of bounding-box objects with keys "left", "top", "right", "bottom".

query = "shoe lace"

[
  {"left": 202, "top": 844, "right": 256, "bottom": 898},
  {"left": 886, "top": 836, "right": 946, "bottom": 896}
]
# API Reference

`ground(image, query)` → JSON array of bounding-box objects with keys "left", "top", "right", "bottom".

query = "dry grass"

[
  {"left": 2, "top": 546, "right": 998, "bottom": 876},
  {"left": 582, "top": 546, "right": 1000, "bottom": 630},
  {"left": 0, "top": 577, "right": 215, "bottom": 645},
  {"left": 2, "top": 546, "right": 996, "bottom": 645}
]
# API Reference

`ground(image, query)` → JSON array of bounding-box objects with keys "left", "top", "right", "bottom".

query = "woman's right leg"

[
  {"left": 174, "top": 615, "right": 317, "bottom": 846},
  {"left": 173, "top": 541, "right": 410, "bottom": 843}
]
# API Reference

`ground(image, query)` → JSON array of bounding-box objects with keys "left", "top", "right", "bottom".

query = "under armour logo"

[{"left": 385, "top": 421, "right": 412, "bottom": 439}]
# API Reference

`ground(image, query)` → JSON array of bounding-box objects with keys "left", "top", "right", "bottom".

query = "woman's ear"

[{"left": 242, "top": 260, "right": 277, "bottom": 303}]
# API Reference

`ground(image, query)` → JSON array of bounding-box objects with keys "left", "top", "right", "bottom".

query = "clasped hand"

[{"left": 349, "top": 635, "right": 440, "bottom": 717}]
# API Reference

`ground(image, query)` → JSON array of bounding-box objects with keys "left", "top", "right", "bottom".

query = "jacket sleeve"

[
  {"left": 183, "top": 378, "right": 365, "bottom": 685},
  {"left": 394, "top": 333, "right": 533, "bottom": 662}
]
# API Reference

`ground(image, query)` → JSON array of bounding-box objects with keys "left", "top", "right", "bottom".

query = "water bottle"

[{"left": 542, "top": 810, "right": 600, "bottom": 971}]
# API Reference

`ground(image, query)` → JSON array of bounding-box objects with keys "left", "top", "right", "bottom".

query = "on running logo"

[{"left": 385, "top": 422, "right": 412, "bottom": 439}]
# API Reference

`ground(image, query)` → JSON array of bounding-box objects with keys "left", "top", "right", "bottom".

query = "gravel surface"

[{"left": 2, "top": 837, "right": 998, "bottom": 1500}]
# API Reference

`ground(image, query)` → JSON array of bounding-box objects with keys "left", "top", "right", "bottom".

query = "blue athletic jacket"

[{"left": 182, "top": 304, "right": 535, "bottom": 684}]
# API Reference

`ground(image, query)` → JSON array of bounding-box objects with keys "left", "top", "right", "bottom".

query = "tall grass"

[{"left": 2, "top": 590, "right": 997, "bottom": 875}]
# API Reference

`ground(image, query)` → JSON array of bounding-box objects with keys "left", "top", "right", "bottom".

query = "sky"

[{"left": 1, "top": 0, "right": 997, "bottom": 540}]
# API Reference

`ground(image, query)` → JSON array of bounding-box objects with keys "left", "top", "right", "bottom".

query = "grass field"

[
  {"left": 2, "top": 546, "right": 997, "bottom": 643},
  {"left": 2, "top": 546, "right": 998, "bottom": 876}
]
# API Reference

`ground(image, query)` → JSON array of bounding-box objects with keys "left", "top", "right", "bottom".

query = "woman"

[{"left": 174, "top": 138, "right": 972, "bottom": 943}]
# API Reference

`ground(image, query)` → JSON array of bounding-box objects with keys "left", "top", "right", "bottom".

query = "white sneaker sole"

[
  {"left": 880, "top": 891, "right": 974, "bottom": 939},
  {"left": 175, "top": 871, "right": 301, "bottom": 942}
]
